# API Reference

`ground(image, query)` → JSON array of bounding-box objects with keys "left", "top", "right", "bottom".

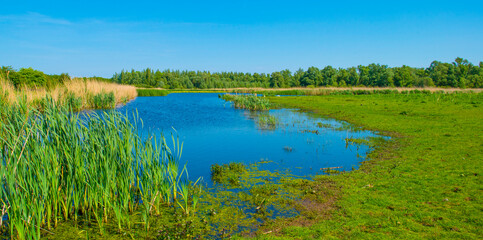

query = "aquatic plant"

[
  {"left": 0, "top": 97, "right": 188, "bottom": 239},
  {"left": 219, "top": 94, "right": 270, "bottom": 110},
  {"left": 211, "top": 162, "right": 247, "bottom": 185},
  {"left": 257, "top": 113, "right": 278, "bottom": 130},
  {"left": 90, "top": 91, "right": 115, "bottom": 109}
]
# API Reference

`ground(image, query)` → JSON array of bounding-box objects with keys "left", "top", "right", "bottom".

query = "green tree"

[
  {"left": 9, "top": 68, "right": 47, "bottom": 88},
  {"left": 270, "top": 72, "right": 283, "bottom": 88},
  {"left": 393, "top": 65, "right": 414, "bottom": 87}
]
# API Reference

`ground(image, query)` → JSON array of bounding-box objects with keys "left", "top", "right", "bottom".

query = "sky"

[{"left": 0, "top": 0, "right": 482, "bottom": 77}]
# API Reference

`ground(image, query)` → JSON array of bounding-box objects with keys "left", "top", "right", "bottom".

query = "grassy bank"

[
  {"left": 0, "top": 76, "right": 137, "bottom": 110},
  {"left": 252, "top": 93, "right": 483, "bottom": 239},
  {"left": 231, "top": 87, "right": 482, "bottom": 96},
  {"left": 136, "top": 88, "right": 169, "bottom": 96},
  {"left": 160, "top": 87, "right": 481, "bottom": 96}
]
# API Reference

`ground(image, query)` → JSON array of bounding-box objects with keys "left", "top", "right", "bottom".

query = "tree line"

[{"left": 112, "top": 58, "right": 482, "bottom": 89}]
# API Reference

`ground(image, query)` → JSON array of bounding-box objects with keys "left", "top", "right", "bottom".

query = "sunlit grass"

[
  {"left": 261, "top": 92, "right": 483, "bottom": 239},
  {"left": 0, "top": 75, "right": 137, "bottom": 110}
]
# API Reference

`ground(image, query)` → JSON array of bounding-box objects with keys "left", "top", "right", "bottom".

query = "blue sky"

[{"left": 1, "top": 1, "right": 482, "bottom": 77}]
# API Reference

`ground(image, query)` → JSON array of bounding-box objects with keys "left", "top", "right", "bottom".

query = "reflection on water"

[{"left": 103, "top": 93, "right": 383, "bottom": 186}]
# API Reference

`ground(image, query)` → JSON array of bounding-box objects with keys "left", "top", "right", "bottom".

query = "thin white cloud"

[{"left": 0, "top": 12, "right": 71, "bottom": 25}]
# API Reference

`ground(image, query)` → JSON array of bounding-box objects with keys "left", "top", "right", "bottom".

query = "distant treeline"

[
  {"left": 112, "top": 58, "right": 482, "bottom": 89},
  {"left": 0, "top": 66, "right": 111, "bottom": 89}
]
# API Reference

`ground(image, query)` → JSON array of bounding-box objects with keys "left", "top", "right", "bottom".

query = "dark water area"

[{"left": 102, "top": 93, "right": 383, "bottom": 186}]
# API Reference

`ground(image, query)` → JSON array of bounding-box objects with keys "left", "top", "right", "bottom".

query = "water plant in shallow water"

[
  {"left": 0, "top": 97, "right": 192, "bottom": 239},
  {"left": 256, "top": 113, "right": 278, "bottom": 130},
  {"left": 219, "top": 94, "right": 271, "bottom": 110},
  {"left": 211, "top": 162, "right": 247, "bottom": 185}
]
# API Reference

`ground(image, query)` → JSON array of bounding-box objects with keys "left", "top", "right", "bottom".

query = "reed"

[
  {"left": 219, "top": 94, "right": 270, "bottom": 110},
  {"left": 0, "top": 98, "right": 192, "bottom": 239},
  {"left": 257, "top": 114, "right": 278, "bottom": 130},
  {"left": 0, "top": 75, "right": 137, "bottom": 110}
]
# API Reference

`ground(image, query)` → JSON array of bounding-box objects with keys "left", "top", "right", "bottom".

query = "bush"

[{"left": 9, "top": 68, "right": 48, "bottom": 88}]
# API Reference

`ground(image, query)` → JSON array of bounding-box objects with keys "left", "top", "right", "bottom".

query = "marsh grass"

[
  {"left": 256, "top": 114, "right": 278, "bottom": 130},
  {"left": 0, "top": 75, "right": 137, "bottom": 110},
  {"left": 219, "top": 94, "right": 270, "bottom": 110},
  {"left": 0, "top": 97, "right": 198, "bottom": 239}
]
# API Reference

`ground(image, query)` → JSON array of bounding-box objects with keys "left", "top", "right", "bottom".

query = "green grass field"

[{"left": 250, "top": 93, "right": 482, "bottom": 239}]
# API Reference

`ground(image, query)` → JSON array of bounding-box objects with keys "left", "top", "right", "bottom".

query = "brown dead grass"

[
  {"left": 0, "top": 75, "right": 137, "bottom": 108},
  {"left": 67, "top": 78, "right": 137, "bottom": 104}
]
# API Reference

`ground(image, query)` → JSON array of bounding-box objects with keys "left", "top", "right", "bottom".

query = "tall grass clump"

[
  {"left": 257, "top": 113, "right": 278, "bottom": 130},
  {"left": 219, "top": 94, "right": 270, "bottom": 110},
  {"left": 0, "top": 98, "right": 195, "bottom": 239},
  {"left": 90, "top": 91, "right": 115, "bottom": 109}
]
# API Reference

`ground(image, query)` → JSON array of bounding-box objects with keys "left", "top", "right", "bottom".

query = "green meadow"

[{"left": 250, "top": 92, "right": 483, "bottom": 239}]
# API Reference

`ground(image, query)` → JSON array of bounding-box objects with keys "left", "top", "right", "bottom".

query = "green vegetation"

[
  {"left": 251, "top": 92, "right": 483, "bottom": 239},
  {"left": 235, "top": 88, "right": 440, "bottom": 96},
  {"left": 136, "top": 88, "right": 169, "bottom": 97},
  {"left": 211, "top": 162, "right": 247, "bottom": 185},
  {"left": 1, "top": 66, "right": 111, "bottom": 89},
  {"left": 90, "top": 91, "right": 116, "bottom": 109},
  {"left": 0, "top": 98, "right": 199, "bottom": 239},
  {"left": 257, "top": 113, "right": 278, "bottom": 130},
  {"left": 1, "top": 66, "right": 69, "bottom": 89},
  {"left": 219, "top": 94, "right": 271, "bottom": 110},
  {"left": 112, "top": 58, "right": 482, "bottom": 89},
  {"left": 2, "top": 62, "right": 482, "bottom": 239}
]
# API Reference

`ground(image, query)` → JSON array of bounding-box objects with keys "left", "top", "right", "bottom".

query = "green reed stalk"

[{"left": 0, "top": 96, "right": 190, "bottom": 239}]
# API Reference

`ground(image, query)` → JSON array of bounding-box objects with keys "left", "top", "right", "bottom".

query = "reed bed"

[
  {"left": 219, "top": 94, "right": 271, "bottom": 110},
  {"left": 0, "top": 98, "right": 197, "bottom": 239},
  {"left": 67, "top": 78, "right": 137, "bottom": 105},
  {"left": 0, "top": 75, "right": 137, "bottom": 110}
]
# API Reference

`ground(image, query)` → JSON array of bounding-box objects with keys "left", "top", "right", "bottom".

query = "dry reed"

[{"left": 0, "top": 75, "right": 137, "bottom": 109}]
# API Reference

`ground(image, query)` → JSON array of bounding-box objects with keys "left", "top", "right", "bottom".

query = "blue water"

[{"left": 112, "top": 93, "right": 380, "bottom": 186}]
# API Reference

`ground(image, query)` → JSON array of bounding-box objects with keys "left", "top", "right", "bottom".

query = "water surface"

[{"left": 113, "top": 93, "right": 381, "bottom": 185}]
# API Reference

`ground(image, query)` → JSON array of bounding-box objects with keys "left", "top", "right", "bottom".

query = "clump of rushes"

[
  {"left": 90, "top": 91, "right": 116, "bottom": 109},
  {"left": 257, "top": 113, "right": 278, "bottom": 130},
  {"left": 219, "top": 94, "right": 270, "bottom": 110},
  {"left": 0, "top": 97, "right": 192, "bottom": 239}
]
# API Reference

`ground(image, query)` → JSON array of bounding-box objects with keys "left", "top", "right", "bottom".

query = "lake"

[{"left": 111, "top": 93, "right": 381, "bottom": 186}]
